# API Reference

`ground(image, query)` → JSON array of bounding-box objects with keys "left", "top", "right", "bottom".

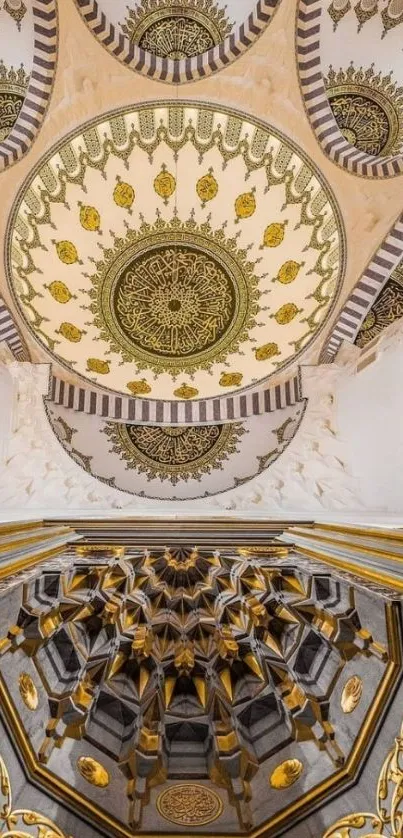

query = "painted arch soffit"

[
  {"left": 73, "top": 0, "right": 281, "bottom": 84},
  {"left": 297, "top": 0, "right": 403, "bottom": 178},
  {"left": 320, "top": 211, "right": 403, "bottom": 362},
  {"left": 44, "top": 398, "right": 307, "bottom": 500},
  {"left": 0, "top": 0, "right": 58, "bottom": 173},
  {"left": 6, "top": 101, "right": 346, "bottom": 402}
]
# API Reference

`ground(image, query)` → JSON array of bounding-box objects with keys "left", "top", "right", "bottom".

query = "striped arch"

[
  {"left": 297, "top": 0, "right": 403, "bottom": 178},
  {"left": 320, "top": 212, "right": 403, "bottom": 362},
  {"left": 0, "top": 296, "right": 30, "bottom": 361},
  {"left": 74, "top": 0, "right": 281, "bottom": 84},
  {"left": 0, "top": 0, "right": 57, "bottom": 172}
]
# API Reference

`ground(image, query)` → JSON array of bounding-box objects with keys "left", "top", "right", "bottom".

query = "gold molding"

[
  {"left": 318, "top": 523, "right": 403, "bottom": 543},
  {"left": 0, "top": 544, "right": 69, "bottom": 582},
  {"left": 288, "top": 529, "right": 403, "bottom": 563},
  {"left": 0, "top": 602, "right": 400, "bottom": 838},
  {"left": 295, "top": 545, "right": 403, "bottom": 592}
]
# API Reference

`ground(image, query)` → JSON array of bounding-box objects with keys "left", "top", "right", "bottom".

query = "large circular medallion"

[
  {"left": 122, "top": 2, "right": 232, "bottom": 60},
  {"left": 157, "top": 784, "right": 223, "bottom": 826},
  {"left": 7, "top": 102, "right": 345, "bottom": 399}
]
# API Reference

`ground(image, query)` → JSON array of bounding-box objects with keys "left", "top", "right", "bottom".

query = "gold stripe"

[
  {"left": 309, "top": 522, "right": 403, "bottom": 543},
  {"left": 0, "top": 544, "right": 69, "bottom": 581},
  {"left": 0, "top": 528, "right": 73, "bottom": 556},
  {"left": 295, "top": 545, "right": 403, "bottom": 592},
  {"left": 0, "top": 520, "right": 43, "bottom": 536},
  {"left": 288, "top": 528, "right": 403, "bottom": 563}
]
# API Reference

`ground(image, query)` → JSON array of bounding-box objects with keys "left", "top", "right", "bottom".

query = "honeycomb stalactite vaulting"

[{"left": 0, "top": 546, "right": 392, "bottom": 833}]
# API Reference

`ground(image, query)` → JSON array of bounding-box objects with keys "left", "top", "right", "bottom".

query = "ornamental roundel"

[
  {"left": 7, "top": 102, "right": 345, "bottom": 401},
  {"left": 156, "top": 784, "right": 223, "bottom": 826}
]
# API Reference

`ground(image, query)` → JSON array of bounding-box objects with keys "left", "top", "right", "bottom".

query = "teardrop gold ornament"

[
  {"left": 270, "top": 759, "right": 303, "bottom": 790},
  {"left": 341, "top": 676, "right": 363, "bottom": 714},
  {"left": 19, "top": 672, "right": 38, "bottom": 710},
  {"left": 77, "top": 756, "right": 110, "bottom": 787}
]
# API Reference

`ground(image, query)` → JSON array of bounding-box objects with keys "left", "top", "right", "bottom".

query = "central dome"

[{"left": 7, "top": 102, "right": 345, "bottom": 400}]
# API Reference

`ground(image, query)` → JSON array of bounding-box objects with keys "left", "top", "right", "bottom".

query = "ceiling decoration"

[
  {"left": 320, "top": 211, "right": 403, "bottom": 362},
  {"left": 0, "top": 750, "right": 69, "bottom": 838},
  {"left": 74, "top": 0, "right": 280, "bottom": 83},
  {"left": 7, "top": 102, "right": 345, "bottom": 401},
  {"left": 0, "top": 0, "right": 57, "bottom": 172},
  {"left": 48, "top": 371, "right": 302, "bottom": 424},
  {"left": 297, "top": 0, "right": 403, "bottom": 177},
  {"left": 0, "top": 295, "right": 30, "bottom": 360},
  {"left": 355, "top": 259, "right": 403, "bottom": 348},
  {"left": 0, "top": 547, "right": 396, "bottom": 836},
  {"left": 44, "top": 399, "right": 306, "bottom": 499}
]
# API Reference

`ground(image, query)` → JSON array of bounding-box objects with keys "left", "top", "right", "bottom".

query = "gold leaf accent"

[
  {"left": 54, "top": 241, "right": 78, "bottom": 265},
  {"left": 173, "top": 383, "right": 199, "bottom": 399},
  {"left": 45, "top": 281, "right": 75, "bottom": 304},
  {"left": 274, "top": 260, "right": 304, "bottom": 285},
  {"left": 77, "top": 756, "right": 110, "bottom": 787},
  {"left": 196, "top": 171, "right": 218, "bottom": 204},
  {"left": 154, "top": 166, "right": 176, "bottom": 201},
  {"left": 235, "top": 189, "right": 256, "bottom": 220},
  {"left": 219, "top": 372, "right": 243, "bottom": 387},
  {"left": 271, "top": 303, "right": 302, "bottom": 325},
  {"left": 254, "top": 342, "right": 280, "bottom": 361},
  {"left": 341, "top": 676, "right": 363, "bottom": 714},
  {"left": 19, "top": 673, "right": 38, "bottom": 711},
  {"left": 56, "top": 322, "right": 85, "bottom": 343},
  {"left": 86, "top": 358, "right": 110, "bottom": 374},
  {"left": 79, "top": 204, "right": 101, "bottom": 232},
  {"left": 113, "top": 178, "right": 135, "bottom": 210},
  {"left": 262, "top": 222, "right": 287, "bottom": 248},
  {"left": 269, "top": 759, "right": 303, "bottom": 790},
  {"left": 126, "top": 379, "right": 152, "bottom": 396}
]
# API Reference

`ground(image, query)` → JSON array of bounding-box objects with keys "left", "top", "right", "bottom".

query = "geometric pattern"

[
  {"left": 0, "top": 295, "right": 30, "bottom": 360},
  {"left": 0, "top": 546, "right": 393, "bottom": 834},
  {"left": 355, "top": 260, "right": 403, "bottom": 348}
]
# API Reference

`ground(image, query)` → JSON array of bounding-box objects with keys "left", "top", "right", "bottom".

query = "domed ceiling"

[
  {"left": 74, "top": 0, "right": 280, "bottom": 82},
  {"left": 7, "top": 102, "right": 344, "bottom": 401}
]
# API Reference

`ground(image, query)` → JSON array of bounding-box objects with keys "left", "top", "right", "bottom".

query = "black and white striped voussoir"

[
  {"left": 74, "top": 0, "right": 280, "bottom": 84},
  {"left": 320, "top": 214, "right": 403, "bottom": 363},
  {"left": 48, "top": 373, "right": 302, "bottom": 425},
  {"left": 297, "top": 0, "right": 403, "bottom": 178},
  {"left": 0, "top": 0, "right": 57, "bottom": 172},
  {"left": 0, "top": 297, "right": 30, "bottom": 360}
]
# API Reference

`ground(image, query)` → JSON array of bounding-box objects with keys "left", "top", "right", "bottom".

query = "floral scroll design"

[
  {"left": 0, "top": 753, "right": 71, "bottom": 838},
  {"left": 323, "top": 719, "right": 403, "bottom": 837}
]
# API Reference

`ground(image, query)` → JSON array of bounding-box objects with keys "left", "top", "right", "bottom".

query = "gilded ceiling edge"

[
  {"left": 0, "top": 602, "right": 400, "bottom": 838},
  {"left": 295, "top": 0, "right": 403, "bottom": 179},
  {"left": 73, "top": 0, "right": 281, "bottom": 85}
]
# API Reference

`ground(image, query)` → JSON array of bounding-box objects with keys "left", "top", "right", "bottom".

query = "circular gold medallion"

[
  {"left": 77, "top": 756, "right": 110, "bottom": 787},
  {"left": 341, "top": 676, "right": 363, "bottom": 714},
  {"left": 19, "top": 673, "right": 38, "bottom": 710},
  {"left": 157, "top": 783, "right": 223, "bottom": 826}
]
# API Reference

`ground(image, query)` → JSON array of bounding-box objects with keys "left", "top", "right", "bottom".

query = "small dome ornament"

[
  {"left": 269, "top": 759, "right": 303, "bottom": 790},
  {"left": 77, "top": 756, "right": 110, "bottom": 788},
  {"left": 18, "top": 673, "right": 38, "bottom": 710},
  {"left": 341, "top": 676, "right": 363, "bottom": 714}
]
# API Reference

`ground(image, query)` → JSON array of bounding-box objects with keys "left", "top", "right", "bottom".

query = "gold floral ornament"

[
  {"left": 269, "top": 759, "right": 303, "bottom": 790},
  {"left": 127, "top": 379, "right": 152, "bottom": 396},
  {"left": 273, "top": 260, "right": 304, "bottom": 285},
  {"left": 0, "top": 752, "right": 68, "bottom": 838},
  {"left": 18, "top": 672, "right": 38, "bottom": 711},
  {"left": 271, "top": 303, "right": 302, "bottom": 325},
  {"left": 113, "top": 177, "right": 135, "bottom": 212},
  {"left": 56, "top": 322, "right": 86, "bottom": 343},
  {"left": 341, "top": 675, "right": 363, "bottom": 714},
  {"left": 219, "top": 372, "right": 243, "bottom": 387},
  {"left": 154, "top": 165, "right": 176, "bottom": 203},
  {"left": 77, "top": 756, "right": 110, "bottom": 788},
  {"left": 157, "top": 784, "right": 223, "bottom": 826},
  {"left": 262, "top": 221, "right": 288, "bottom": 248},
  {"left": 323, "top": 717, "right": 403, "bottom": 837},
  {"left": 255, "top": 342, "right": 280, "bottom": 361},
  {"left": 235, "top": 188, "right": 256, "bottom": 221},
  {"left": 44, "top": 281, "right": 76, "bottom": 304},
  {"left": 196, "top": 169, "right": 219, "bottom": 206},
  {"left": 79, "top": 203, "right": 101, "bottom": 232},
  {"left": 53, "top": 240, "right": 80, "bottom": 265},
  {"left": 86, "top": 358, "right": 110, "bottom": 374},
  {"left": 173, "top": 383, "right": 199, "bottom": 400}
]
